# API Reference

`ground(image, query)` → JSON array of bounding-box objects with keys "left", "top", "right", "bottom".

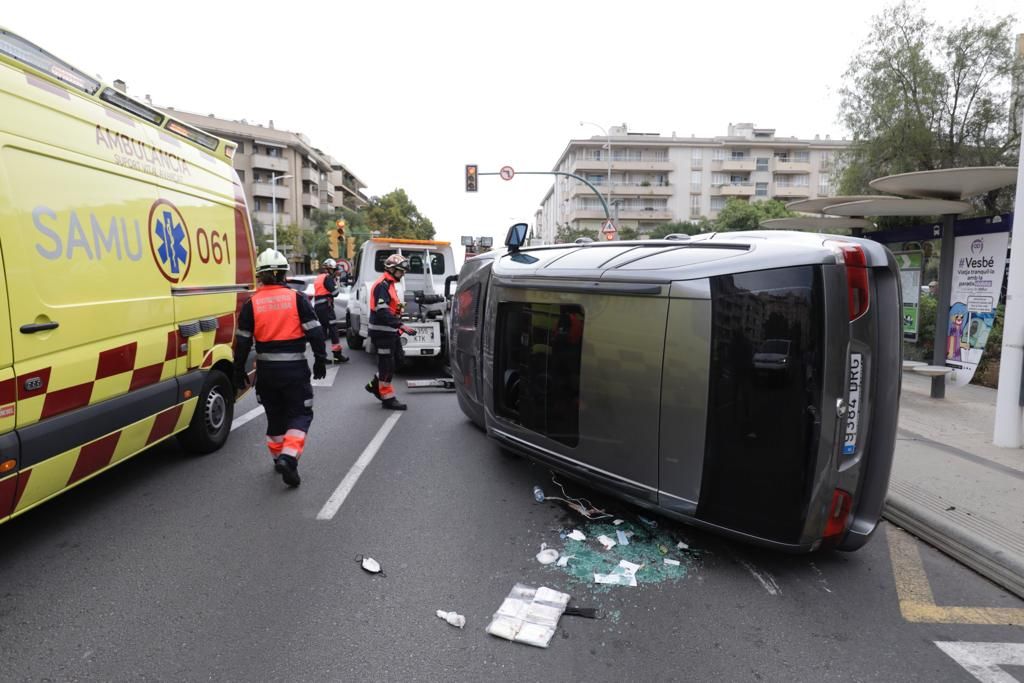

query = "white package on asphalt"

[{"left": 486, "top": 583, "right": 571, "bottom": 648}]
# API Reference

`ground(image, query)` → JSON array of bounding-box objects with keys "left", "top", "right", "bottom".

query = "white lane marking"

[
  {"left": 935, "top": 642, "right": 1024, "bottom": 683},
  {"left": 740, "top": 560, "right": 781, "bottom": 596},
  {"left": 317, "top": 412, "right": 403, "bottom": 520},
  {"left": 231, "top": 406, "right": 264, "bottom": 432},
  {"left": 311, "top": 365, "right": 339, "bottom": 387}
]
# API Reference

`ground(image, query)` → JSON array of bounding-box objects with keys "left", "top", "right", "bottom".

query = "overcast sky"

[{"left": 6, "top": 1, "right": 1022, "bottom": 255}]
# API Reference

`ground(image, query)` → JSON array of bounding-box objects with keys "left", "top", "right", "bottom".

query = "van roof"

[
  {"left": 368, "top": 238, "right": 451, "bottom": 247},
  {"left": 0, "top": 27, "right": 236, "bottom": 162}
]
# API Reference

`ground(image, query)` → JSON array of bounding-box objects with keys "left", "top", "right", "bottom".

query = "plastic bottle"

[
  {"left": 532, "top": 486, "right": 545, "bottom": 503},
  {"left": 436, "top": 610, "right": 466, "bottom": 628}
]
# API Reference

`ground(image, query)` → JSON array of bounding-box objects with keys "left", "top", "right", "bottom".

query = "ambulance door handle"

[{"left": 20, "top": 321, "right": 59, "bottom": 333}]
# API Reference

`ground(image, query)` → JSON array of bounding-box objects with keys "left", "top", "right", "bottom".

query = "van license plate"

[
  {"left": 412, "top": 326, "right": 434, "bottom": 341},
  {"left": 843, "top": 353, "right": 863, "bottom": 455}
]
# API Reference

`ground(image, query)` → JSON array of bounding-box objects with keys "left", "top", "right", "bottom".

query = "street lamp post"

[
  {"left": 270, "top": 173, "right": 293, "bottom": 252},
  {"left": 580, "top": 121, "right": 612, "bottom": 224}
]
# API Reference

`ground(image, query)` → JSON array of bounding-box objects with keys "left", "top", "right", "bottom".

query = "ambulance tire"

[
  {"left": 346, "top": 314, "right": 364, "bottom": 350},
  {"left": 179, "top": 369, "right": 234, "bottom": 455}
]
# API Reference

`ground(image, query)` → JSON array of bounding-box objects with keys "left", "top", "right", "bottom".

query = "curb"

[{"left": 884, "top": 480, "right": 1024, "bottom": 600}]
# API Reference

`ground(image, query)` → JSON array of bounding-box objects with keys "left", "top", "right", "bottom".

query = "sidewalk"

[{"left": 884, "top": 371, "right": 1024, "bottom": 599}]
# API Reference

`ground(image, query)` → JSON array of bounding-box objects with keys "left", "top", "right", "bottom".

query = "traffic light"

[
  {"left": 328, "top": 218, "right": 346, "bottom": 259},
  {"left": 465, "top": 164, "right": 478, "bottom": 192},
  {"left": 327, "top": 228, "right": 339, "bottom": 258},
  {"left": 346, "top": 236, "right": 355, "bottom": 260}
]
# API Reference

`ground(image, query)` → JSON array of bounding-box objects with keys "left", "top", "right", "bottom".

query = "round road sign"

[
  {"left": 336, "top": 258, "right": 352, "bottom": 273},
  {"left": 500, "top": 166, "right": 515, "bottom": 181}
]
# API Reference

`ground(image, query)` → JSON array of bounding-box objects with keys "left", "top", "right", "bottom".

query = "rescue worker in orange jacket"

[
  {"left": 234, "top": 249, "right": 327, "bottom": 487},
  {"left": 365, "top": 254, "right": 417, "bottom": 410},
  {"left": 313, "top": 257, "right": 349, "bottom": 364}
]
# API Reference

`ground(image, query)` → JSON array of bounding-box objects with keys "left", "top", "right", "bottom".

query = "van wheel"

[
  {"left": 346, "top": 314, "right": 364, "bottom": 350},
  {"left": 178, "top": 369, "right": 234, "bottom": 454}
]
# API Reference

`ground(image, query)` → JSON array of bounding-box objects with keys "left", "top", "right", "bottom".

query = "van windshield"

[{"left": 374, "top": 249, "right": 446, "bottom": 275}]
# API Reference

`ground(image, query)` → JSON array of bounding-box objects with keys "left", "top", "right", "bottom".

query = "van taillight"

[
  {"left": 826, "top": 241, "right": 870, "bottom": 321},
  {"left": 823, "top": 488, "right": 852, "bottom": 539}
]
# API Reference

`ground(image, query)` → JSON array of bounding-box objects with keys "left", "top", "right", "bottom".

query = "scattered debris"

[
  {"left": 567, "top": 529, "right": 586, "bottom": 542},
  {"left": 563, "top": 606, "right": 600, "bottom": 619},
  {"left": 638, "top": 515, "right": 658, "bottom": 527},
  {"left": 556, "top": 555, "right": 573, "bottom": 568},
  {"left": 532, "top": 475, "right": 613, "bottom": 520},
  {"left": 594, "top": 560, "right": 643, "bottom": 587},
  {"left": 677, "top": 541, "right": 689, "bottom": 551},
  {"left": 486, "top": 584, "right": 570, "bottom": 648},
  {"left": 664, "top": 558, "right": 681, "bottom": 566},
  {"left": 658, "top": 544, "right": 669, "bottom": 555},
  {"left": 612, "top": 519, "right": 624, "bottom": 526},
  {"left": 597, "top": 535, "right": 617, "bottom": 550},
  {"left": 616, "top": 529, "right": 629, "bottom": 546},
  {"left": 436, "top": 610, "right": 466, "bottom": 628},
  {"left": 355, "top": 555, "right": 384, "bottom": 576},
  {"left": 536, "top": 547, "right": 560, "bottom": 565},
  {"left": 945, "top": 505, "right": 956, "bottom": 512}
]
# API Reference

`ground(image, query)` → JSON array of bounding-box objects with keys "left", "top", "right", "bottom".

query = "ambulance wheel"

[
  {"left": 179, "top": 369, "right": 234, "bottom": 454},
  {"left": 346, "top": 314, "right": 364, "bottom": 350}
]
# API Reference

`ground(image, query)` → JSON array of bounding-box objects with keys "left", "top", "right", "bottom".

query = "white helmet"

[
  {"left": 384, "top": 254, "right": 410, "bottom": 272},
  {"left": 255, "top": 248, "right": 289, "bottom": 274},
  {"left": 322, "top": 258, "right": 338, "bottom": 270}
]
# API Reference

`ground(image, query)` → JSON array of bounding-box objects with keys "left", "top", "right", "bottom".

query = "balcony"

[
  {"left": 712, "top": 158, "right": 757, "bottom": 172},
  {"left": 251, "top": 210, "right": 292, "bottom": 227},
  {"left": 571, "top": 155, "right": 673, "bottom": 173},
  {"left": 301, "top": 166, "right": 320, "bottom": 183},
  {"left": 712, "top": 182, "right": 756, "bottom": 197},
  {"left": 301, "top": 192, "right": 319, "bottom": 207},
  {"left": 250, "top": 154, "right": 289, "bottom": 172},
  {"left": 251, "top": 181, "right": 291, "bottom": 198},
  {"left": 617, "top": 208, "right": 674, "bottom": 221},
  {"left": 773, "top": 159, "right": 812, "bottom": 173},
  {"left": 569, "top": 182, "right": 672, "bottom": 197},
  {"left": 773, "top": 184, "right": 812, "bottom": 198}
]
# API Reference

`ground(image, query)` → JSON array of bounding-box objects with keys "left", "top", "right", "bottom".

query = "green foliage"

[
  {"left": 714, "top": 199, "right": 794, "bottom": 232},
  {"left": 555, "top": 225, "right": 598, "bottom": 243},
  {"left": 648, "top": 220, "right": 712, "bottom": 238},
  {"left": 617, "top": 226, "right": 640, "bottom": 241},
  {"left": 365, "top": 189, "right": 436, "bottom": 240},
  {"left": 838, "top": 2, "right": 1023, "bottom": 215}
]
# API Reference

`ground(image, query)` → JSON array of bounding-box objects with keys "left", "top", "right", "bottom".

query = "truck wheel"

[
  {"left": 346, "top": 314, "right": 364, "bottom": 350},
  {"left": 178, "top": 369, "right": 234, "bottom": 454}
]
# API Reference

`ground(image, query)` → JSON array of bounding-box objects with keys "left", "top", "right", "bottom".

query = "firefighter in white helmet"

[
  {"left": 233, "top": 249, "right": 327, "bottom": 486},
  {"left": 365, "top": 253, "right": 417, "bottom": 410},
  {"left": 313, "top": 257, "right": 349, "bottom": 364}
]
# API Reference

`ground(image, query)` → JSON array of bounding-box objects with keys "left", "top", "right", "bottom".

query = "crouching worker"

[
  {"left": 365, "top": 254, "right": 417, "bottom": 410},
  {"left": 234, "top": 249, "right": 327, "bottom": 487}
]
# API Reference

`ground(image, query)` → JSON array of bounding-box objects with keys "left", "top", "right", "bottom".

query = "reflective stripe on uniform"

[
  {"left": 368, "top": 324, "right": 397, "bottom": 332},
  {"left": 303, "top": 398, "right": 314, "bottom": 408},
  {"left": 236, "top": 329, "right": 253, "bottom": 338},
  {"left": 302, "top": 320, "right": 322, "bottom": 331},
  {"left": 256, "top": 352, "right": 307, "bottom": 361},
  {"left": 377, "top": 347, "right": 391, "bottom": 355}
]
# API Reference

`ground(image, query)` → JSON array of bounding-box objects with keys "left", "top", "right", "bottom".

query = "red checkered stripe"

[
  {"left": 0, "top": 398, "right": 198, "bottom": 519},
  {"left": 9, "top": 316, "right": 235, "bottom": 427}
]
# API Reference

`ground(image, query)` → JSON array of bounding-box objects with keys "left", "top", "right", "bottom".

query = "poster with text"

[
  {"left": 945, "top": 232, "right": 1008, "bottom": 387},
  {"left": 894, "top": 251, "right": 923, "bottom": 340}
]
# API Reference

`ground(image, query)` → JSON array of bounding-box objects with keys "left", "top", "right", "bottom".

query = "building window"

[
  {"left": 711, "top": 197, "right": 726, "bottom": 211},
  {"left": 730, "top": 149, "right": 748, "bottom": 161},
  {"left": 235, "top": 141, "right": 244, "bottom": 154},
  {"left": 712, "top": 173, "right": 727, "bottom": 186},
  {"left": 692, "top": 148, "right": 703, "bottom": 169},
  {"left": 756, "top": 157, "right": 769, "bottom": 172},
  {"left": 236, "top": 170, "right": 245, "bottom": 183},
  {"left": 774, "top": 151, "right": 790, "bottom": 162},
  {"left": 690, "top": 195, "right": 701, "bottom": 215},
  {"left": 690, "top": 170, "right": 701, "bottom": 192},
  {"left": 819, "top": 177, "right": 830, "bottom": 195},
  {"left": 819, "top": 151, "right": 833, "bottom": 170},
  {"left": 268, "top": 147, "right": 281, "bottom": 158},
  {"left": 713, "top": 148, "right": 725, "bottom": 161},
  {"left": 794, "top": 151, "right": 810, "bottom": 163},
  {"left": 755, "top": 182, "right": 768, "bottom": 196}
]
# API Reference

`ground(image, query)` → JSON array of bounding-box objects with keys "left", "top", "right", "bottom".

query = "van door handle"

[{"left": 20, "top": 321, "right": 59, "bottom": 333}]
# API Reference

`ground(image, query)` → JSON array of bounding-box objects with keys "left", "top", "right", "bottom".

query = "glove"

[
  {"left": 313, "top": 356, "right": 327, "bottom": 380},
  {"left": 400, "top": 325, "right": 417, "bottom": 336},
  {"left": 234, "top": 366, "right": 249, "bottom": 389}
]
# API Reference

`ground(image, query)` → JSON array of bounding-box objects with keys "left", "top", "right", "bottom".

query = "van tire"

[
  {"left": 178, "top": 369, "right": 234, "bottom": 455},
  {"left": 346, "top": 314, "right": 364, "bottom": 350}
]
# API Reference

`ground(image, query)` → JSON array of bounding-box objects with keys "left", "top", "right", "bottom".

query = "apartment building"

[
  {"left": 157, "top": 108, "right": 368, "bottom": 253},
  {"left": 537, "top": 122, "right": 851, "bottom": 243}
]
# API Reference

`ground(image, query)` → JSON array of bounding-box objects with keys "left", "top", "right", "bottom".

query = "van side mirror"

[{"left": 505, "top": 222, "right": 529, "bottom": 253}]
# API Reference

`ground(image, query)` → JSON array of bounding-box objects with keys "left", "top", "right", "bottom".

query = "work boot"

[
  {"left": 381, "top": 397, "right": 407, "bottom": 411},
  {"left": 365, "top": 377, "right": 381, "bottom": 399},
  {"left": 334, "top": 350, "right": 350, "bottom": 364},
  {"left": 273, "top": 457, "right": 285, "bottom": 474},
  {"left": 277, "top": 454, "right": 301, "bottom": 487}
]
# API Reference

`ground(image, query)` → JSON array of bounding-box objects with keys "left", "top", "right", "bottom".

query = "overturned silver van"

[{"left": 450, "top": 227, "right": 901, "bottom": 552}]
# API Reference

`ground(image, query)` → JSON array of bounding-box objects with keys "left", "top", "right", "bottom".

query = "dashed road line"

[
  {"left": 317, "top": 412, "right": 403, "bottom": 520},
  {"left": 887, "top": 526, "right": 1024, "bottom": 625},
  {"left": 231, "top": 406, "right": 264, "bottom": 432}
]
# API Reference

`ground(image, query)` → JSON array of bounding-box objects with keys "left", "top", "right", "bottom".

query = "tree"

[
  {"left": 649, "top": 220, "right": 713, "bottom": 238},
  {"left": 365, "top": 189, "right": 436, "bottom": 240},
  {"left": 555, "top": 225, "right": 598, "bottom": 243},
  {"left": 714, "top": 199, "right": 794, "bottom": 232},
  {"left": 838, "top": 2, "right": 1023, "bottom": 214}
]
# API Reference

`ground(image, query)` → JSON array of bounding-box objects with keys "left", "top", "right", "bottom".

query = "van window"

[
  {"left": 373, "top": 249, "right": 446, "bottom": 275},
  {"left": 494, "top": 303, "right": 584, "bottom": 447}
]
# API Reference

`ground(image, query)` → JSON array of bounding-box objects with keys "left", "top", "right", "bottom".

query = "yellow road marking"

[{"left": 887, "top": 526, "right": 1024, "bottom": 626}]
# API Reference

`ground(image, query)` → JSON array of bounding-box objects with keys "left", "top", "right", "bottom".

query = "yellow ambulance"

[{"left": 0, "top": 28, "right": 256, "bottom": 523}]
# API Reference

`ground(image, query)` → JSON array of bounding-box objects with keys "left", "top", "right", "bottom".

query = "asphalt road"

[{"left": 1, "top": 352, "right": 1022, "bottom": 682}]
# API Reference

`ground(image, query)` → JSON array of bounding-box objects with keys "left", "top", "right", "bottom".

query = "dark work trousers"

[
  {"left": 374, "top": 335, "right": 400, "bottom": 400},
  {"left": 314, "top": 302, "right": 341, "bottom": 347},
  {"left": 255, "top": 361, "right": 314, "bottom": 460}
]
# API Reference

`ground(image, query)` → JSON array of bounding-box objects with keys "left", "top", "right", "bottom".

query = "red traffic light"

[{"left": 465, "top": 164, "right": 478, "bottom": 192}]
